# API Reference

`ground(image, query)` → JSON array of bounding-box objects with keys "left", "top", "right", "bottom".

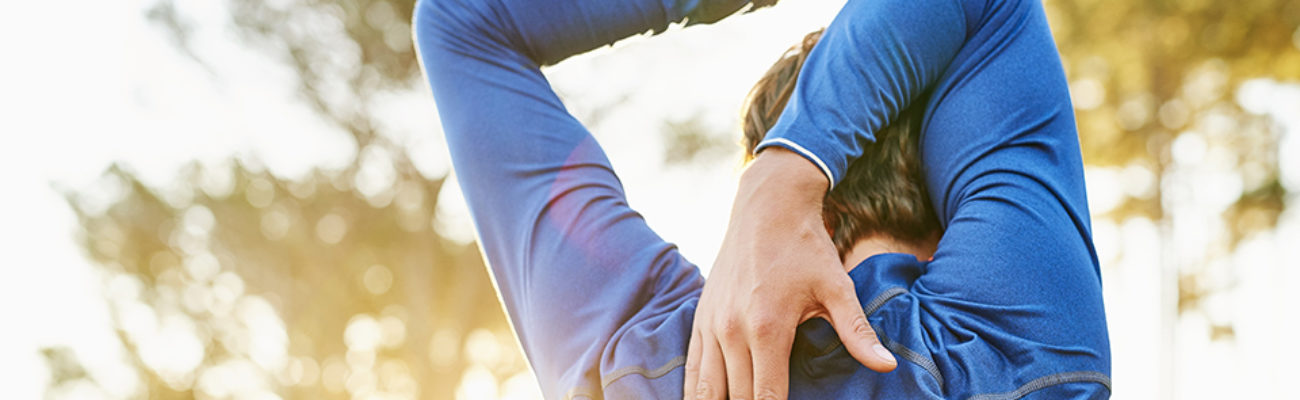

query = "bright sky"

[{"left": 2, "top": 1, "right": 1299, "bottom": 399}]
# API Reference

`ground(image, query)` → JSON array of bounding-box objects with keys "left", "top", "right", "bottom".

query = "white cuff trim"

[{"left": 756, "top": 138, "right": 835, "bottom": 188}]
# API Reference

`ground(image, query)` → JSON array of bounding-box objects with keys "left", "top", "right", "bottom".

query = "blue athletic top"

[{"left": 414, "top": 0, "right": 1111, "bottom": 398}]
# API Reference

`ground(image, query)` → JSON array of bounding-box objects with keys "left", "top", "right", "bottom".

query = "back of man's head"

[{"left": 740, "top": 29, "right": 941, "bottom": 256}]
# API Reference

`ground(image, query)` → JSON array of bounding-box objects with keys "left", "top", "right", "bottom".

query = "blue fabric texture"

[{"left": 413, "top": 0, "right": 1111, "bottom": 398}]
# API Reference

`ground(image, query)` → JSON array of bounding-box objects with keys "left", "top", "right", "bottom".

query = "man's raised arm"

[{"left": 414, "top": 0, "right": 767, "bottom": 398}]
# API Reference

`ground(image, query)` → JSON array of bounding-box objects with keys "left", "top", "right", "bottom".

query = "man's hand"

[{"left": 684, "top": 148, "right": 897, "bottom": 399}]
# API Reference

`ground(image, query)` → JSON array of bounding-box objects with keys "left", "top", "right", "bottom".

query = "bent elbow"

[
  {"left": 412, "top": 0, "right": 506, "bottom": 57},
  {"left": 412, "top": 0, "right": 464, "bottom": 54}
]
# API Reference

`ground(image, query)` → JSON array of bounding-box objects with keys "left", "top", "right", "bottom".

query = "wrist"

[
  {"left": 738, "top": 148, "right": 830, "bottom": 214},
  {"left": 744, "top": 147, "right": 829, "bottom": 194}
]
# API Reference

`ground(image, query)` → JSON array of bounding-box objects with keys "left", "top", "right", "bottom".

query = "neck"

[{"left": 842, "top": 234, "right": 937, "bottom": 273}]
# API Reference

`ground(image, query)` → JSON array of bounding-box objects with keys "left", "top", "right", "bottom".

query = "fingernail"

[{"left": 873, "top": 343, "right": 896, "bottom": 364}]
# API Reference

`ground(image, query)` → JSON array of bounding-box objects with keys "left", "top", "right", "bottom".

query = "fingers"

[
  {"left": 684, "top": 327, "right": 703, "bottom": 399},
  {"left": 821, "top": 279, "right": 897, "bottom": 372},
  {"left": 749, "top": 316, "right": 794, "bottom": 400},
  {"left": 721, "top": 338, "right": 753, "bottom": 400},
  {"left": 693, "top": 337, "right": 728, "bottom": 399}
]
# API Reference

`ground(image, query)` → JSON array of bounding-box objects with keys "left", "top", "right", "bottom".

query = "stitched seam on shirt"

[
  {"left": 965, "top": 370, "right": 1112, "bottom": 400},
  {"left": 598, "top": 355, "right": 687, "bottom": 389},
  {"left": 867, "top": 288, "right": 944, "bottom": 389},
  {"left": 863, "top": 287, "right": 908, "bottom": 315},
  {"left": 878, "top": 333, "right": 945, "bottom": 393},
  {"left": 810, "top": 287, "right": 907, "bottom": 357},
  {"left": 804, "top": 331, "right": 946, "bottom": 392},
  {"left": 756, "top": 138, "right": 837, "bottom": 188},
  {"left": 565, "top": 386, "right": 597, "bottom": 400},
  {"left": 809, "top": 287, "right": 945, "bottom": 389}
]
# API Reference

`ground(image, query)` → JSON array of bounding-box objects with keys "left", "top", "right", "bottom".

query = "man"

[{"left": 415, "top": 0, "right": 1110, "bottom": 398}]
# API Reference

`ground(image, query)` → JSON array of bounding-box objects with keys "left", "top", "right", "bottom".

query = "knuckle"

[
  {"left": 832, "top": 279, "right": 858, "bottom": 300},
  {"left": 720, "top": 317, "right": 745, "bottom": 340},
  {"left": 815, "top": 273, "right": 854, "bottom": 295},
  {"left": 755, "top": 388, "right": 783, "bottom": 400},
  {"left": 694, "top": 381, "right": 719, "bottom": 400},
  {"left": 852, "top": 315, "right": 875, "bottom": 336},
  {"left": 748, "top": 316, "right": 782, "bottom": 340}
]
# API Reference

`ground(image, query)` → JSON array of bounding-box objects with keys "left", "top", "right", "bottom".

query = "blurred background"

[{"left": 1, "top": 0, "right": 1297, "bottom": 399}]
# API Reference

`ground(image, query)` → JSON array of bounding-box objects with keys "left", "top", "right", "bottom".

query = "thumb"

[{"left": 821, "top": 280, "right": 897, "bottom": 372}]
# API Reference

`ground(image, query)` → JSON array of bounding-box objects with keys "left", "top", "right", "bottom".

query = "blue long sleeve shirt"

[{"left": 414, "top": 0, "right": 1111, "bottom": 398}]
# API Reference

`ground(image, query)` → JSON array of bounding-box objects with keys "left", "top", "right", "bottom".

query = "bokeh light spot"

[
  {"left": 345, "top": 314, "right": 383, "bottom": 353},
  {"left": 1070, "top": 78, "right": 1105, "bottom": 110},
  {"left": 316, "top": 213, "right": 347, "bottom": 244},
  {"left": 260, "top": 206, "right": 292, "bottom": 240},
  {"left": 320, "top": 356, "right": 349, "bottom": 393},
  {"left": 246, "top": 177, "right": 276, "bottom": 209},
  {"left": 363, "top": 264, "right": 393, "bottom": 295},
  {"left": 455, "top": 365, "right": 498, "bottom": 400}
]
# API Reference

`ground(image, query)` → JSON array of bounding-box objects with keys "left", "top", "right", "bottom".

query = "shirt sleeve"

[
  {"left": 412, "top": 0, "right": 752, "bottom": 397},
  {"left": 755, "top": 0, "right": 973, "bottom": 187},
  {"left": 910, "top": 0, "right": 1113, "bottom": 391}
]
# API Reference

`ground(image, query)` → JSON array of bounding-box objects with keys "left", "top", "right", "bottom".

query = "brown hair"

[{"left": 740, "top": 29, "right": 941, "bottom": 255}]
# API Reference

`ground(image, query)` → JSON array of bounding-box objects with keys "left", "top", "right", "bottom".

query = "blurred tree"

[
  {"left": 663, "top": 114, "right": 738, "bottom": 165},
  {"left": 59, "top": 157, "right": 524, "bottom": 399},
  {"left": 41, "top": 347, "right": 95, "bottom": 398},
  {"left": 50, "top": 0, "right": 532, "bottom": 399},
  {"left": 145, "top": 0, "right": 423, "bottom": 150},
  {"left": 1045, "top": 0, "right": 1299, "bottom": 337}
]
